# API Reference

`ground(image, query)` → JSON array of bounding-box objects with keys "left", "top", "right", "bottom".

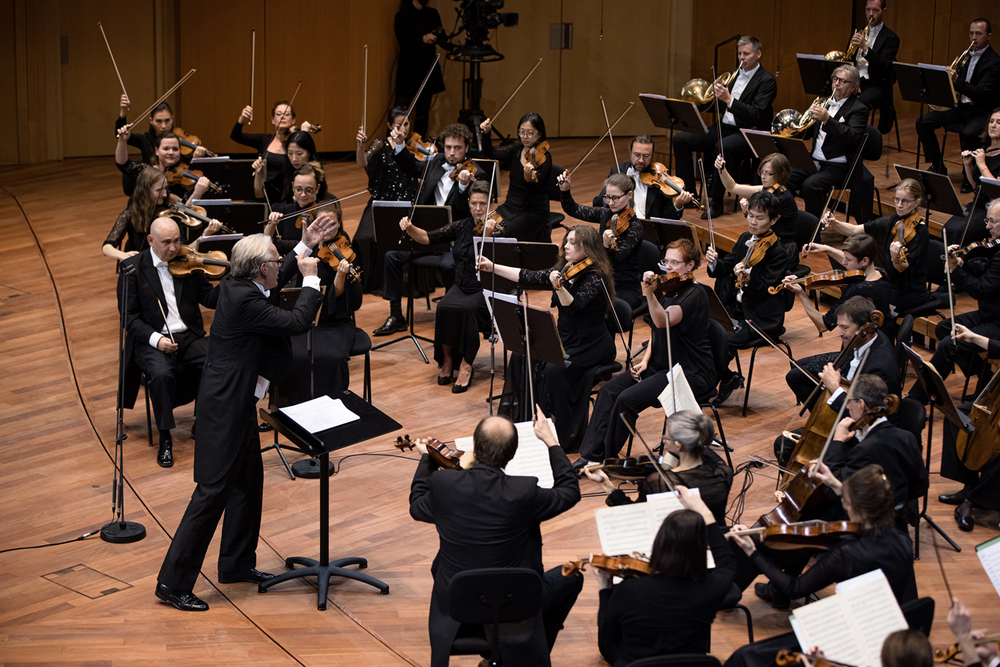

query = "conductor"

[{"left": 155, "top": 224, "right": 333, "bottom": 612}]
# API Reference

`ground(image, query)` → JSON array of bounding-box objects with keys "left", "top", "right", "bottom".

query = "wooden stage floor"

[{"left": 1, "top": 121, "right": 998, "bottom": 666}]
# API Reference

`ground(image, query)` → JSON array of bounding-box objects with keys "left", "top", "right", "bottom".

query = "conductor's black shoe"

[
  {"left": 754, "top": 582, "right": 790, "bottom": 610},
  {"left": 155, "top": 583, "right": 209, "bottom": 612},
  {"left": 955, "top": 504, "right": 975, "bottom": 532},
  {"left": 713, "top": 373, "right": 745, "bottom": 406},
  {"left": 218, "top": 569, "right": 276, "bottom": 585},
  {"left": 373, "top": 315, "right": 407, "bottom": 336},
  {"left": 157, "top": 439, "right": 173, "bottom": 468},
  {"left": 938, "top": 488, "right": 970, "bottom": 505}
]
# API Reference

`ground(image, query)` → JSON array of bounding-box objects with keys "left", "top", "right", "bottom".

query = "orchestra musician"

[
  {"left": 478, "top": 226, "right": 617, "bottom": 452},
  {"left": 716, "top": 154, "right": 800, "bottom": 248},
  {"left": 673, "top": 36, "right": 777, "bottom": 219},
  {"left": 118, "top": 216, "right": 221, "bottom": 467},
  {"left": 478, "top": 112, "right": 554, "bottom": 242},
  {"left": 594, "top": 486, "right": 736, "bottom": 666},
  {"left": 725, "top": 464, "right": 917, "bottom": 667},
  {"left": 264, "top": 163, "right": 336, "bottom": 254},
  {"left": 115, "top": 126, "right": 211, "bottom": 205},
  {"left": 557, "top": 171, "right": 645, "bottom": 308},
  {"left": 397, "top": 181, "right": 493, "bottom": 392},
  {"left": 786, "top": 234, "right": 893, "bottom": 336},
  {"left": 852, "top": 0, "right": 901, "bottom": 136},
  {"left": 155, "top": 226, "right": 332, "bottom": 612},
  {"left": 824, "top": 177, "right": 931, "bottom": 316},
  {"left": 234, "top": 102, "right": 312, "bottom": 202},
  {"left": 706, "top": 190, "right": 792, "bottom": 406},
  {"left": 394, "top": 0, "right": 444, "bottom": 138},
  {"left": 915, "top": 18, "right": 1000, "bottom": 188},
  {"left": 576, "top": 241, "right": 717, "bottom": 466},
  {"left": 354, "top": 107, "right": 421, "bottom": 294},
  {"left": 253, "top": 130, "right": 327, "bottom": 203},
  {"left": 946, "top": 598, "right": 997, "bottom": 667},
  {"left": 103, "top": 167, "right": 170, "bottom": 260},
  {"left": 115, "top": 97, "right": 206, "bottom": 166},
  {"left": 372, "top": 122, "right": 475, "bottom": 337},
  {"left": 937, "top": 327, "right": 1000, "bottom": 532},
  {"left": 786, "top": 64, "right": 871, "bottom": 223},
  {"left": 910, "top": 199, "right": 1000, "bottom": 406},
  {"left": 408, "top": 409, "right": 582, "bottom": 667},
  {"left": 583, "top": 411, "right": 733, "bottom": 525},
  {"left": 590, "top": 134, "right": 694, "bottom": 221}
]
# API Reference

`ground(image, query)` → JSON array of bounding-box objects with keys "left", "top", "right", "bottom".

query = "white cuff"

[
  {"left": 393, "top": 142, "right": 405, "bottom": 154},
  {"left": 302, "top": 275, "right": 322, "bottom": 291},
  {"left": 458, "top": 180, "right": 469, "bottom": 192},
  {"left": 827, "top": 387, "right": 845, "bottom": 406},
  {"left": 149, "top": 332, "right": 164, "bottom": 348},
  {"left": 293, "top": 241, "right": 311, "bottom": 256}
]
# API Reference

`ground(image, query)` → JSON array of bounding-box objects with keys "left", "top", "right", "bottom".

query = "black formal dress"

[
  {"left": 590, "top": 162, "right": 686, "bottom": 222},
  {"left": 598, "top": 523, "right": 736, "bottom": 666},
  {"left": 819, "top": 275, "right": 894, "bottom": 333},
  {"left": 579, "top": 281, "right": 715, "bottom": 462},
  {"left": 409, "top": 444, "right": 582, "bottom": 667},
  {"left": 157, "top": 272, "right": 322, "bottom": 592},
  {"left": 559, "top": 191, "right": 644, "bottom": 307},
  {"left": 916, "top": 45, "right": 1000, "bottom": 167},
  {"left": 673, "top": 65, "right": 778, "bottom": 204},
  {"left": 854, "top": 23, "right": 900, "bottom": 134},
  {"left": 864, "top": 214, "right": 932, "bottom": 313},
  {"left": 482, "top": 138, "right": 553, "bottom": 242},
  {"left": 118, "top": 249, "right": 219, "bottom": 430},
  {"left": 230, "top": 122, "right": 286, "bottom": 202},
  {"left": 787, "top": 94, "right": 870, "bottom": 220},
  {"left": 394, "top": 3, "right": 444, "bottom": 138}
]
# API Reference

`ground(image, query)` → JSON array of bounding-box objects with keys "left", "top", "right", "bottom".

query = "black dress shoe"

[
  {"left": 373, "top": 315, "right": 408, "bottom": 336},
  {"left": 961, "top": 179, "right": 974, "bottom": 194},
  {"left": 258, "top": 422, "right": 274, "bottom": 433},
  {"left": 157, "top": 440, "right": 174, "bottom": 468},
  {"left": 452, "top": 367, "right": 475, "bottom": 394},
  {"left": 926, "top": 163, "right": 948, "bottom": 175},
  {"left": 437, "top": 372, "right": 454, "bottom": 386},
  {"left": 218, "top": 568, "right": 276, "bottom": 585},
  {"left": 155, "top": 583, "right": 209, "bottom": 611},
  {"left": 938, "top": 488, "right": 970, "bottom": 505},
  {"left": 700, "top": 202, "right": 723, "bottom": 220},
  {"left": 754, "top": 582, "right": 790, "bottom": 610},
  {"left": 713, "top": 373, "right": 745, "bottom": 406},
  {"left": 956, "top": 505, "right": 975, "bottom": 532}
]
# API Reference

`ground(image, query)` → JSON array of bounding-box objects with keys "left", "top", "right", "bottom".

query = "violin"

[
  {"left": 606, "top": 207, "right": 635, "bottom": 251},
  {"left": 553, "top": 257, "right": 594, "bottom": 290},
  {"left": 849, "top": 393, "right": 900, "bottom": 432},
  {"left": 726, "top": 520, "right": 861, "bottom": 551},
  {"left": 405, "top": 132, "right": 438, "bottom": 161},
  {"left": 639, "top": 162, "right": 705, "bottom": 211},
  {"left": 561, "top": 553, "right": 650, "bottom": 578},
  {"left": 157, "top": 202, "right": 234, "bottom": 235},
  {"left": 768, "top": 269, "right": 866, "bottom": 295},
  {"left": 522, "top": 140, "right": 550, "bottom": 183},
  {"left": 291, "top": 123, "right": 322, "bottom": 134},
  {"left": 167, "top": 245, "right": 230, "bottom": 278},
  {"left": 165, "top": 163, "right": 224, "bottom": 194},
  {"left": 892, "top": 211, "right": 921, "bottom": 264},
  {"left": 449, "top": 158, "right": 478, "bottom": 181},
  {"left": 317, "top": 235, "right": 362, "bottom": 282},
  {"left": 173, "top": 126, "right": 216, "bottom": 158},
  {"left": 933, "top": 633, "right": 1000, "bottom": 663},
  {"left": 736, "top": 231, "right": 778, "bottom": 289},
  {"left": 948, "top": 237, "right": 1000, "bottom": 260},
  {"left": 586, "top": 450, "right": 680, "bottom": 481},
  {"left": 644, "top": 271, "right": 695, "bottom": 296},
  {"left": 473, "top": 210, "right": 505, "bottom": 237},
  {"left": 775, "top": 649, "right": 839, "bottom": 666},
  {"left": 393, "top": 435, "right": 470, "bottom": 470}
]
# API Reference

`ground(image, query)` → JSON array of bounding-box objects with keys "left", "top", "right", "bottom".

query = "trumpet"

[
  {"left": 929, "top": 41, "right": 976, "bottom": 111},
  {"left": 826, "top": 17, "right": 872, "bottom": 62},
  {"left": 771, "top": 96, "right": 833, "bottom": 138},
  {"left": 681, "top": 69, "right": 739, "bottom": 108}
]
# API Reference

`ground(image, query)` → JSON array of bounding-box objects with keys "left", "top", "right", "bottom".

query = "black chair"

[
  {"left": 733, "top": 330, "right": 794, "bottom": 418},
  {"left": 894, "top": 314, "right": 914, "bottom": 378},
  {"left": 349, "top": 329, "right": 373, "bottom": 403},
  {"left": 592, "top": 298, "right": 632, "bottom": 404},
  {"left": 937, "top": 122, "right": 967, "bottom": 173},
  {"left": 697, "top": 320, "right": 736, "bottom": 469},
  {"left": 895, "top": 397, "right": 927, "bottom": 448},
  {"left": 870, "top": 100, "right": 902, "bottom": 156},
  {"left": 844, "top": 126, "right": 884, "bottom": 226},
  {"left": 447, "top": 567, "right": 543, "bottom": 665},
  {"left": 626, "top": 655, "right": 723, "bottom": 667},
  {"left": 716, "top": 583, "right": 754, "bottom": 645},
  {"left": 627, "top": 240, "right": 666, "bottom": 354},
  {"left": 901, "top": 596, "right": 936, "bottom": 637},
  {"left": 413, "top": 253, "right": 445, "bottom": 311}
]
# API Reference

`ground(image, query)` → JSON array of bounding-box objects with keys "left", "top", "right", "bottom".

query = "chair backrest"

[
  {"left": 708, "top": 319, "right": 730, "bottom": 382},
  {"left": 626, "top": 655, "right": 723, "bottom": 667},
  {"left": 894, "top": 397, "right": 927, "bottom": 448},
  {"left": 638, "top": 240, "right": 661, "bottom": 275},
  {"left": 447, "top": 568, "right": 542, "bottom": 625},
  {"left": 549, "top": 165, "right": 565, "bottom": 201},
  {"left": 863, "top": 125, "right": 883, "bottom": 162},
  {"left": 607, "top": 298, "right": 634, "bottom": 337},
  {"left": 901, "top": 596, "right": 936, "bottom": 637},
  {"left": 895, "top": 314, "right": 914, "bottom": 377}
]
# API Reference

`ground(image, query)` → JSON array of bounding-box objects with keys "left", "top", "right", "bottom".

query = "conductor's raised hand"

[
  {"left": 532, "top": 404, "right": 558, "bottom": 448},
  {"left": 296, "top": 250, "right": 319, "bottom": 277}
]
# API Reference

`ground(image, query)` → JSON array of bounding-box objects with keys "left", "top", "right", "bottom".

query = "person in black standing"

[
  {"left": 395, "top": 0, "right": 445, "bottom": 138},
  {"left": 852, "top": 0, "right": 900, "bottom": 135},
  {"left": 233, "top": 102, "right": 312, "bottom": 202},
  {"left": 155, "top": 222, "right": 333, "bottom": 612}
]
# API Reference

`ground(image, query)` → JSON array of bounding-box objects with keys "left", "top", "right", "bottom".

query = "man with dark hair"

[
  {"left": 409, "top": 409, "right": 582, "bottom": 667},
  {"left": 591, "top": 134, "right": 693, "bottom": 219},
  {"left": 673, "top": 35, "right": 777, "bottom": 218},
  {"left": 851, "top": 0, "right": 900, "bottom": 135},
  {"left": 707, "top": 190, "right": 791, "bottom": 404},
  {"left": 373, "top": 122, "right": 476, "bottom": 336}
]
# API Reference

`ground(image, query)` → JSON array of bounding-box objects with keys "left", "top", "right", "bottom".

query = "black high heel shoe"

[
  {"left": 452, "top": 367, "right": 475, "bottom": 394},
  {"left": 437, "top": 372, "right": 454, "bottom": 386}
]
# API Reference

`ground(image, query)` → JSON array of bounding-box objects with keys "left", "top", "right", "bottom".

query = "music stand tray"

[
  {"left": 258, "top": 390, "right": 401, "bottom": 609},
  {"left": 642, "top": 218, "right": 694, "bottom": 250},
  {"left": 473, "top": 240, "right": 559, "bottom": 292},
  {"left": 795, "top": 54, "right": 840, "bottom": 97},
  {"left": 192, "top": 200, "right": 268, "bottom": 237},
  {"left": 189, "top": 158, "right": 258, "bottom": 201},
  {"left": 742, "top": 130, "right": 817, "bottom": 173},
  {"left": 979, "top": 177, "right": 1000, "bottom": 202},
  {"left": 639, "top": 94, "right": 708, "bottom": 133},
  {"left": 893, "top": 165, "right": 965, "bottom": 218}
]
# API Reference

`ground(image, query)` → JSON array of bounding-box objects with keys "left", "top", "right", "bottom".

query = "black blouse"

[
  {"left": 484, "top": 139, "right": 553, "bottom": 218},
  {"left": 822, "top": 275, "right": 894, "bottom": 330},
  {"left": 116, "top": 160, "right": 191, "bottom": 202},
  {"left": 114, "top": 116, "right": 157, "bottom": 164},
  {"left": 427, "top": 216, "right": 481, "bottom": 294},
  {"left": 649, "top": 281, "right": 716, "bottom": 389},
  {"left": 771, "top": 185, "right": 799, "bottom": 244},
  {"left": 315, "top": 237, "right": 363, "bottom": 328},
  {"left": 864, "top": 214, "right": 931, "bottom": 304},
  {"left": 104, "top": 208, "right": 150, "bottom": 255},
  {"left": 364, "top": 139, "right": 419, "bottom": 202},
  {"left": 229, "top": 122, "right": 286, "bottom": 201},
  {"left": 559, "top": 190, "right": 643, "bottom": 296},
  {"left": 519, "top": 266, "right": 610, "bottom": 353}
]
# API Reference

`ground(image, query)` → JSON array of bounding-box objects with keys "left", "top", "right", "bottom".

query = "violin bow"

[
  {"left": 288, "top": 79, "right": 303, "bottom": 110},
  {"left": 712, "top": 66, "right": 726, "bottom": 163},
  {"left": 697, "top": 158, "right": 715, "bottom": 250},
  {"left": 362, "top": 44, "right": 369, "bottom": 137},
  {"left": 476, "top": 164, "right": 499, "bottom": 267},
  {"left": 805, "top": 188, "right": 837, "bottom": 253},
  {"left": 956, "top": 183, "right": 981, "bottom": 248},
  {"left": 746, "top": 319, "right": 821, "bottom": 386},
  {"left": 403, "top": 54, "right": 442, "bottom": 125},
  {"left": 664, "top": 298, "right": 677, "bottom": 415},
  {"left": 600, "top": 96, "right": 621, "bottom": 172},
  {"left": 98, "top": 22, "right": 129, "bottom": 112},
  {"left": 249, "top": 30, "right": 255, "bottom": 125},
  {"left": 522, "top": 293, "right": 536, "bottom": 410},
  {"left": 816, "top": 346, "right": 872, "bottom": 466},
  {"left": 256, "top": 189, "right": 369, "bottom": 226},
  {"left": 489, "top": 57, "right": 543, "bottom": 128},
  {"left": 568, "top": 102, "right": 634, "bottom": 176},
  {"left": 155, "top": 300, "right": 176, "bottom": 345},
  {"left": 618, "top": 413, "right": 676, "bottom": 492},
  {"left": 943, "top": 228, "right": 957, "bottom": 339},
  {"left": 400, "top": 158, "right": 434, "bottom": 244},
  {"left": 126, "top": 69, "right": 196, "bottom": 131}
]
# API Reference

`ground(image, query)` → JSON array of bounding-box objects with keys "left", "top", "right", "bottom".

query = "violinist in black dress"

[
  {"left": 264, "top": 164, "right": 335, "bottom": 255},
  {"left": 114, "top": 126, "right": 208, "bottom": 206},
  {"left": 103, "top": 167, "right": 171, "bottom": 262},
  {"left": 577, "top": 240, "right": 716, "bottom": 466},
  {"left": 716, "top": 153, "right": 800, "bottom": 250},
  {"left": 233, "top": 102, "right": 301, "bottom": 202},
  {"left": 478, "top": 225, "right": 616, "bottom": 452}
]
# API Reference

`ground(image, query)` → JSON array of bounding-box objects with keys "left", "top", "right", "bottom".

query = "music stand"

[
  {"left": 192, "top": 200, "right": 268, "bottom": 237},
  {"left": 642, "top": 217, "right": 695, "bottom": 252},
  {"left": 903, "top": 344, "right": 966, "bottom": 557},
  {"left": 894, "top": 63, "right": 956, "bottom": 169},
  {"left": 371, "top": 203, "right": 452, "bottom": 362},
  {"left": 979, "top": 177, "right": 1000, "bottom": 202},
  {"left": 893, "top": 165, "right": 965, "bottom": 220},
  {"left": 639, "top": 94, "right": 708, "bottom": 173},
  {"left": 189, "top": 157, "right": 257, "bottom": 201},
  {"left": 795, "top": 54, "right": 840, "bottom": 97},
  {"left": 473, "top": 240, "right": 559, "bottom": 292},
  {"left": 258, "top": 390, "right": 399, "bottom": 609},
  {"left": 742, "top": 130, "right": 817, "bottom": 174},
  {"left": 701, "top": 283, "right": 738, "bottom": 332}
]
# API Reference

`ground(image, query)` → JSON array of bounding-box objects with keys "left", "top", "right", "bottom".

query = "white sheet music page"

[
  {"left": 976, "top": 536, "right": 1000, "bottom": 599},
  {"left": 452, "top": 419, "right": 555, "bottom": 488},
  {"left": 594, "top": 493, "right": 692, "bottom": 556},
  {"left": 836, "top": 569, "right": 908, "bottom": 667},
  {"left": 657, "top": 364, "right": 701, "bottom": 418},
  {"left": 278, "top": 395, "right": 359, "bottom": 434}
]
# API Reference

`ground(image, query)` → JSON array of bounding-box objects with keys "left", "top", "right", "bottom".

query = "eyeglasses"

[
  {"left": 517, "top": 129, "right": 538, "bottom": 138},
  {"left": 603, "top": 194, "right": 627, "bottom": 203},
  {"left": 832, "top": 76, "right": 850, "bottom": 84},
  {"left": 986, "top": 218, "right": 1000, "bottom": 225},
  {"left": 893, "top": 197, "right": 916, "bottom": 205},
  {"left": 846, "top": 397, "right": 861, "bottom": 405},
  {"left": 663, "top": 258, "right": 687, "bottom": 267},
  {"left": 262, "top": 256, "right": 283, "bottom": 267},
  {"left": 293, "top": 187, "right": 318, "bottom": 195}
]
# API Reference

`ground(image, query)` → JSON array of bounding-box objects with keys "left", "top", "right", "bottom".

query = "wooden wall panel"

[{"left": 0, "top": 0, "right": 19, "bottom": 164}]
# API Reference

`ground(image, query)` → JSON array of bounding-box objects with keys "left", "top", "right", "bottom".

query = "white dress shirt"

[
  {"left": 626, "top": 166, "right": 649, "bottom": 218},
  {"left": 960, "top": 47, "right": 987, "bottom": 104},
  {"left": 812, "top": 96, "right": 849, "bottom": 165},
  {"left": 855, "top": 22, "right": 883, "bottom": 80},
  {"left": 722, "top": 63, "right": 760, "bottom": 126},
  {"left": 148, "top": 248, "right": 189, "bottom": 349},
  {"left": 827, "top": 335, "right": 877, "bottom": 405},
  {"left": 434, "top": 162, "right": 469, "bottom": 206}
]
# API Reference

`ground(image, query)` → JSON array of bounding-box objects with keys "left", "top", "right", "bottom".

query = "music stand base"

[
  {"left": 258, "top": 556, "right": 389, "bottom": 610},
  {"left": 100, "top": 521, "right": 146, "bottom": 544},
  {"left": 912, "top": 513, "right": 961, "bottom": 560},
  {"left": 371, "top": 332, "right": 433, "bottom": 363},
  {"left": 292, "top": 457, "right": 336, "bottom": 478}
]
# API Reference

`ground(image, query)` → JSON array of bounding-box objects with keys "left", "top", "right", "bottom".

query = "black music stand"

[
  {"left": 192, "top": 200, "right": 268, "bottom": 236},
  {"left": 475, "top": 240, "right": 559, "bottom": 292},
  {"left": 742, "top": 130, "right": 817, "bottom": 174},
  {"left": 903, "top": 344, "right": 966, "bottom": 557},
  {"left": 701, "top": 283, "right": 738, "bottom": 332},
  {"left": 893, "top": 165, "right": 965, "bottom": 220},
  {"left": 371, "top": 203, "right": 452, "bottom": 362},
  {"left": 639, "top": 94, "right": 708, "bottom": 173},
  {"left": 642, "top": 217, "right": 695, "bottom": 252},
  {"left": 257, "top": 390, "right": 399, "bottom": 609},
  {"left": 894, "top": 63, "right": 956, "bottom": 169},
  {"left": 189, "top": 158, "right": 257, "bottom": 201},
  {"left": 795, "top": 54, "right": 840, "bottom": 97}
]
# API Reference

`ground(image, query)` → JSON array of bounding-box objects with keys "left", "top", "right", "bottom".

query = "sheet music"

[
  {"left": 657, "top": 364, "right": 702, "bottom": 418},
  {"left": 792, "top": 599, "right": 872, "bottom": 667},
  {"left": 200, "top": 233, "right": 243, "bottom": 242},
  {"left": 192, "top": 198, "right": 232, "bottom": 206},
  {"left": 278, "top": 395, "right": 360, "bottom": 433},
  {"left": 796, "top": 53, "right": 827, "bottom": 61},
  {"left": 595, "top": 491, "right": 714, "bottom": 567},
  {"left": 453, "top": 419, "right": 556, "bottom": 488},
  {"left": 838, "top": 570, "right": 908, "bottom": 666},
  {"left": 372, "top": 200, "right": 411, "bottom": 208},
  {"left": 977, "top": 536, "right": 1000, "bottom": 599},
  {"left": 916, "top": 62, "right": 949, "bottom": 72}
]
